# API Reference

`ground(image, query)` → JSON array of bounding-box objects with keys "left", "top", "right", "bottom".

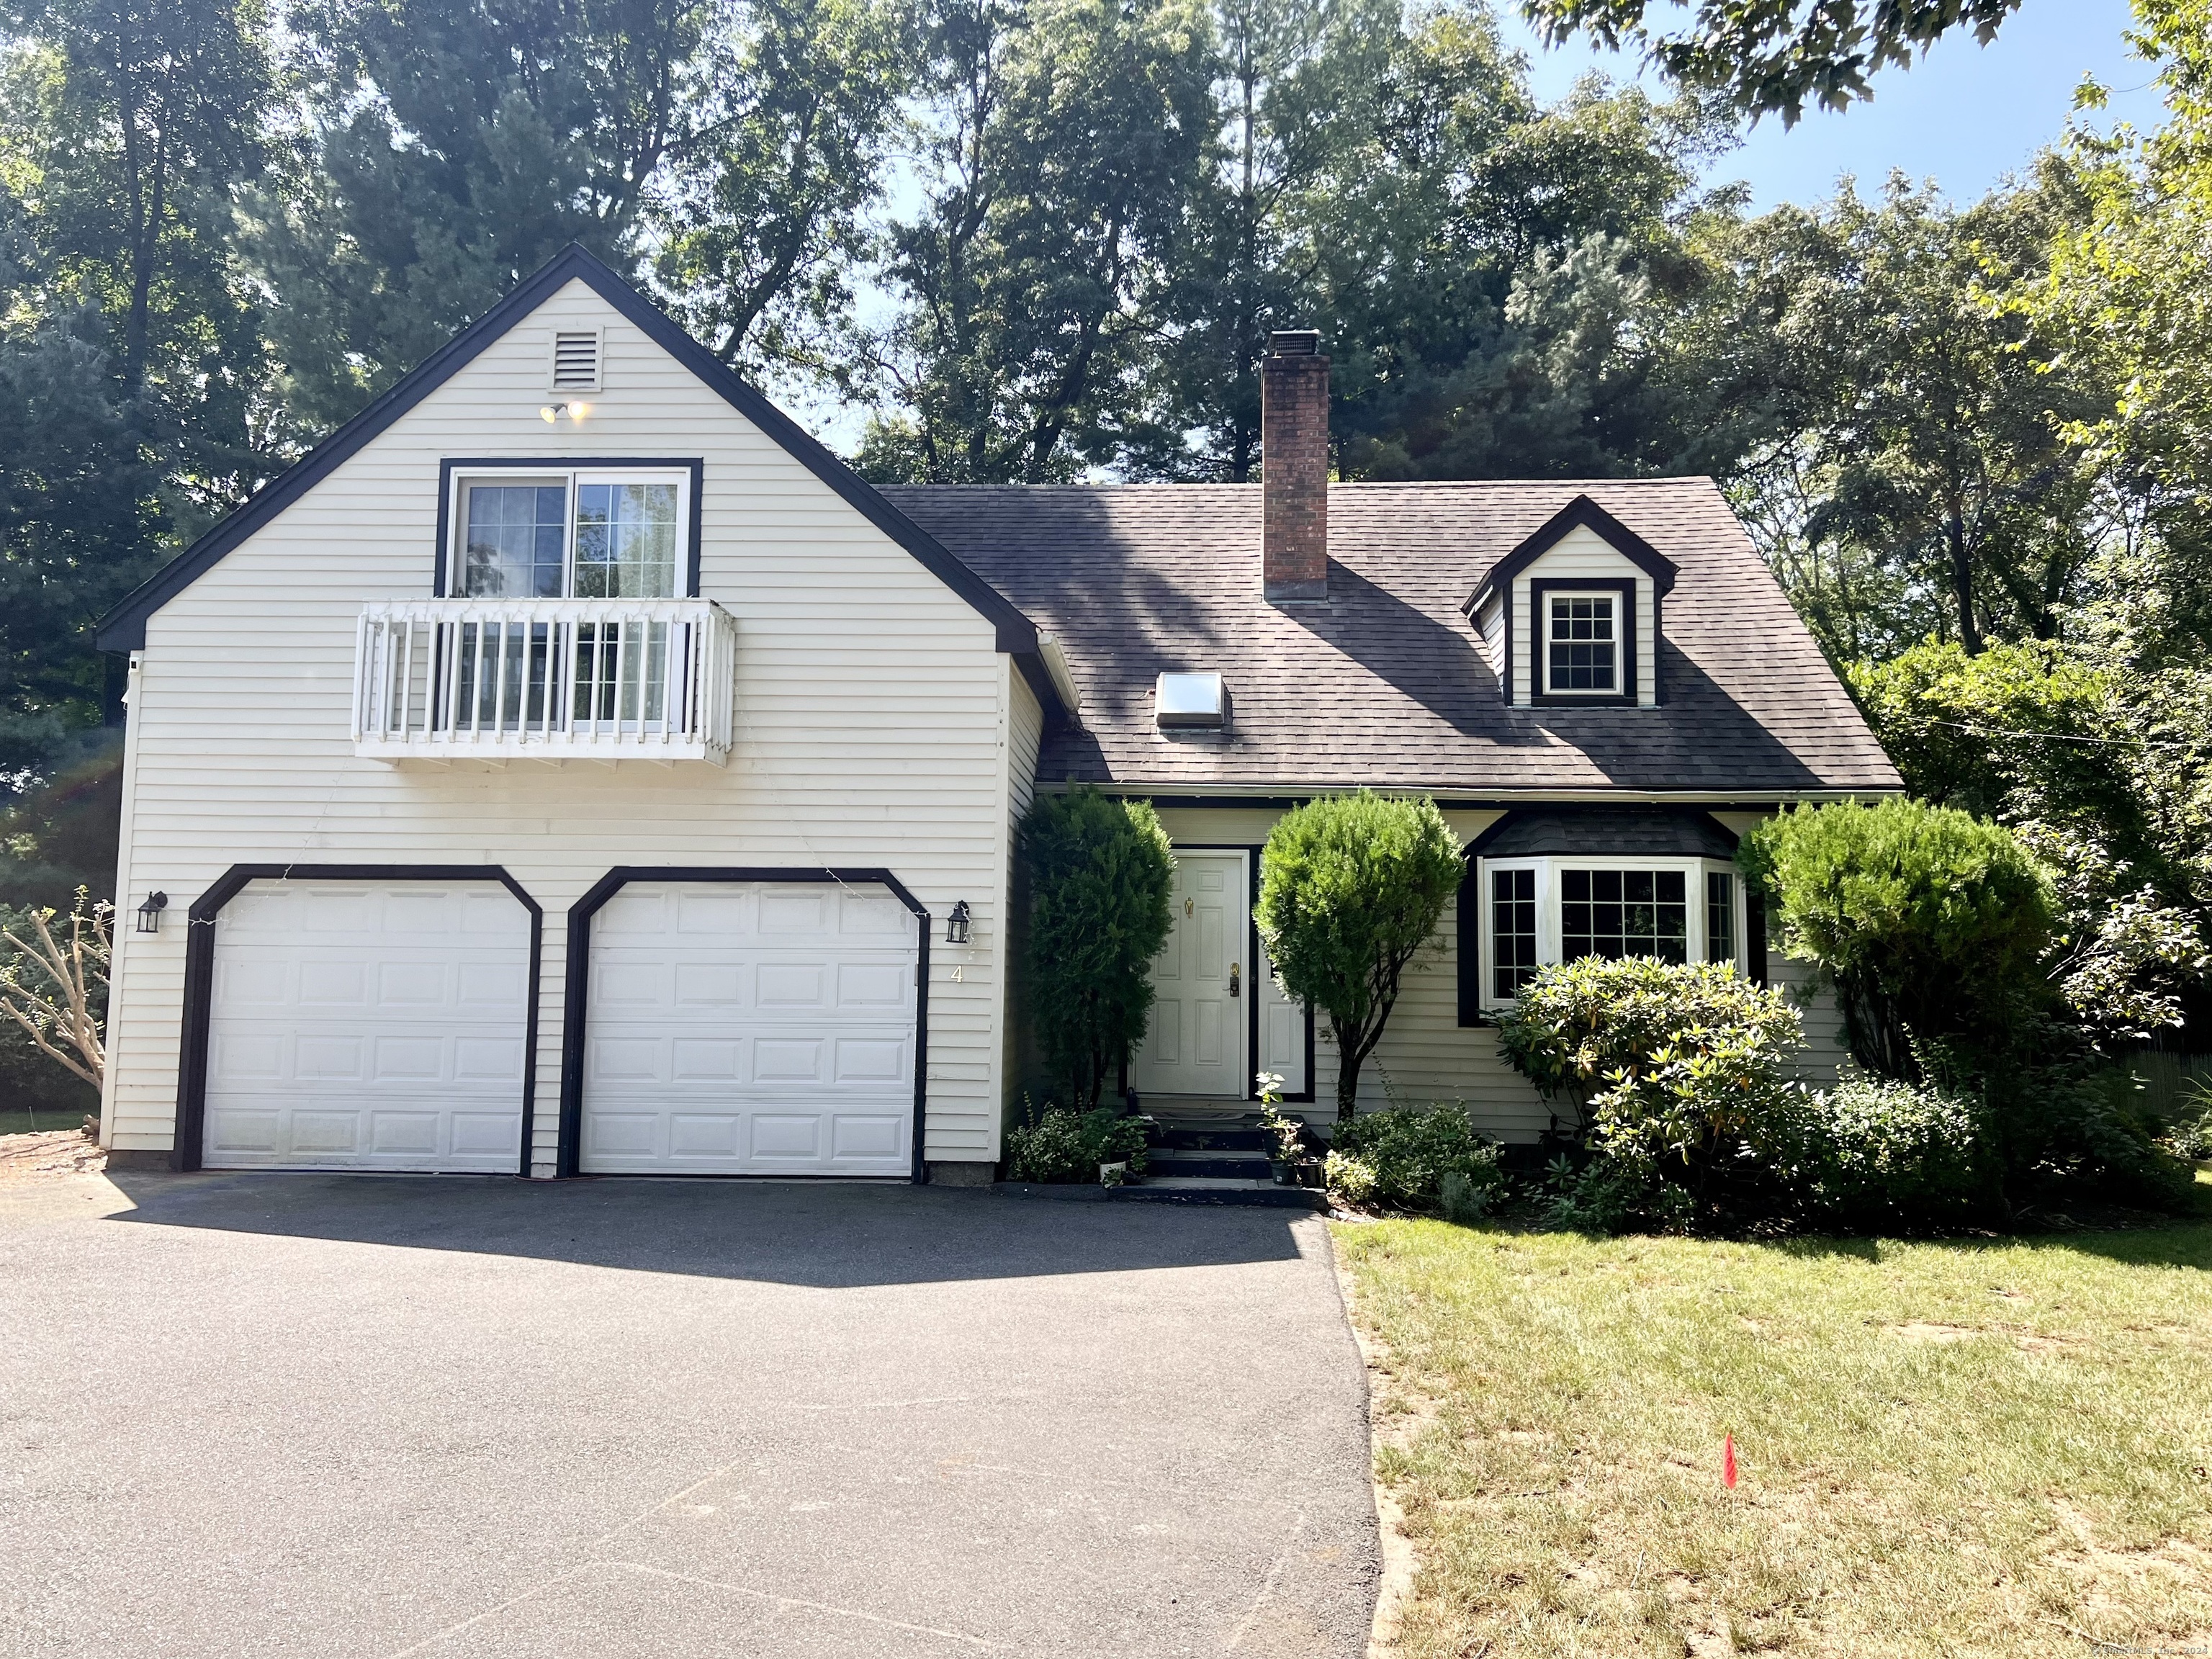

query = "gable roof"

[
  {"left": 880, "top": 477, "right": 1901, "bottom": 797},
  {"left": 1462, "top": 493, "right": 1678, "bottom": 616},
  {"left": 94, "top": 246, "right": 1054, "bottom": 704}
]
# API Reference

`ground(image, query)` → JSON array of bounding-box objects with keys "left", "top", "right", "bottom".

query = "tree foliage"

[
  {"left": 1256, "top": 791, "right": 1462, "bottom": 1118},
  {"left": 1739, "top": 799, "right": 2054, "bottom": 1080},
  {"left": 1016, "top": 786, "right": 1175, "bottom": 1111},
  {"left": 1519, "top": 0, "right": 2026, "bottom": 125}
]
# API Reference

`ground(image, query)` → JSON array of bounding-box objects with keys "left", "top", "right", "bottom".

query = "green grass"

[
  {"left": 0, "top": 1105, "right": 90, "bottom": 1139},
  {"left": 1335, "top": 1209, "right": 2212, "bottom": 1658}
]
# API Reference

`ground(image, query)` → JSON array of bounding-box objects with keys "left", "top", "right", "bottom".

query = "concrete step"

[{"left": 1143, "top": 1148, "right": 1274, "bottom": 1179}]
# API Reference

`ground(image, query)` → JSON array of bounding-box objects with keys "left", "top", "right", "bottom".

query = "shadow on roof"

[{"left": 98, "top": 1169, "right": 1309, "bottom": 1287}]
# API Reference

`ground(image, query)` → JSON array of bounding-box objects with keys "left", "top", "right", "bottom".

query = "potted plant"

[{"left": 1256, "top": 1071, "right": 1306, "bottom": 1184}]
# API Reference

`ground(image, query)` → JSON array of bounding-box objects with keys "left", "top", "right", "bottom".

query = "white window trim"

[
  {"left": 446, "top": 465, "right": 694, "bottom": 599},
  {"left": 1540, "top": 588, "right": 1624, "bottom": 698},
  {"left": 1476, "top": 854, "right": 1744, "bottom": 1012}
]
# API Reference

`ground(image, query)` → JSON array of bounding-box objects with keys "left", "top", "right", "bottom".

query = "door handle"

[{"left": 1229, "top": 963, "right": 1241, "bottom": 997}]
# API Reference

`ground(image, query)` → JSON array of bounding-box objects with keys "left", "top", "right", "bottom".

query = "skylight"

[{"left": 1155, "top": 671, "right": 1226, "bottom": 729}]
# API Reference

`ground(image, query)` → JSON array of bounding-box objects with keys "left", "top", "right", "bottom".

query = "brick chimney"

[{"left": 1261, "top": 330, "right": 1329, "bottom": 603}]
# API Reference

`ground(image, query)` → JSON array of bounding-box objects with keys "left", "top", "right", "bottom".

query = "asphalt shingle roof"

[{"left": 878, "top": 477, "right": 1902, "bottom": 796}]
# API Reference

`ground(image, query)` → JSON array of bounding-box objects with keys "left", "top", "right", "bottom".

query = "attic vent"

[
  {"left": 1155, "top": 671, "right": 1226, "bottom": 729},
  {"left": 551, "top": 330, "right": 602, "bottom": 391}
]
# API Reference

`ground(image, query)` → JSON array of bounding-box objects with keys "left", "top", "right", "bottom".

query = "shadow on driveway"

[{"left": 100, "top": 1169, "right": 1310, "bottom": 1287}]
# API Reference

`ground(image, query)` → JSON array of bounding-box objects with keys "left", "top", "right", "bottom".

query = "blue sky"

[{"left": 1494, "top": 0, "right": 2167, "bottom": 210}]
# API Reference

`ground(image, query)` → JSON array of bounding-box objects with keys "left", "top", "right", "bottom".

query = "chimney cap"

[{"left": 1267, "top": 330, "right": 1321, "bottom": 357}]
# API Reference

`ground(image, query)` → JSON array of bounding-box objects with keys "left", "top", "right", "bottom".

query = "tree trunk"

[
  {"left": 1947, "top": 506, "right": 1983, "bottom": 655},
  {"left": 1333, "top": 1015, "right": 1364, "bottom": 1119}
]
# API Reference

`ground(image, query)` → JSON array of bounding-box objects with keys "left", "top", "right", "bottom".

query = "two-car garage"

[{"left": 194, "top": 871, "right": 923, "bottom": 1178}]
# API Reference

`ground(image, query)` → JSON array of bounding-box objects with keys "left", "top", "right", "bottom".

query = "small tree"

[
  {"left": 1256, "top": 792, "right": 1462, "bottom": 1119},
  {"left": 1018, "top": 786, "right": 1175, "bottom": 1110},
  {"left": 0, "top": 889, "right": 112, "bottom": 1091},
  {"left": 1738, "top": 799, "right": 2053, "bottom": 1079}
]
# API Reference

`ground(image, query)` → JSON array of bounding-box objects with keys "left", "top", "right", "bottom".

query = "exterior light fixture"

[
  {"left": 946, "top": 900, "right": 971, "bottom": 945},
  {"left": 537, "top": 400, "right": 590, "bottom": 424},
  {"left": 135, "top": 891, "right": 168, "bottom": 935}
]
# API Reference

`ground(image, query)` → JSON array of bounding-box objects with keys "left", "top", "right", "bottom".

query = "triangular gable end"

[
  {"left": 1459, "top": 493, "right": 1679, "bottom": 619},
  {"left": 94, "top": 245, "right": 1060, "bottom": 714}
]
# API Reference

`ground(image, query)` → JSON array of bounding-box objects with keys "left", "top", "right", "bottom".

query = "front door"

[{"left": 1132, "top": 850, "right": 1247, "bottom": 1097}]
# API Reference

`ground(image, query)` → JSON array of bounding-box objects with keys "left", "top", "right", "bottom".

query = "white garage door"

[
  {"left": 580, "top": 880, "right": 918, "bottom": 1176},
  {"left": 202, "top": 880, "right": 532, "bottom": 1172}
]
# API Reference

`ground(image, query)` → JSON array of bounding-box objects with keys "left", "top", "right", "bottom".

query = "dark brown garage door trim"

[
  {"left": 174, "top": 865, "right": 544, "bottom": 1174},
  {"left": 557, "top": 868, "right": 932, "bottom": 1183}
]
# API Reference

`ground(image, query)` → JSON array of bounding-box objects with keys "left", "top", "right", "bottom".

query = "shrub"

[
  {"left": 2162, "top": 1083, "right": 2212, "bottom": 1161},
  {"left": 1496, "top": 956, "right": 1809, "bottom": 1211},
  {"left": 1323, "top": 1149, "right": 1379, "bottom": 1209},
  {"left": 1805, "top": 1076, "right": 1986, "bottom": 1229},
  {"left": 1256, "top": 792, "right": 1462, "bottom": 1119},
  {"left": 1738, "top": 800, "right": 2054, "bottom": 1081},
  {"left": 1324, "top": 1103, "right": 1504, "bottom": 1213},
  {"left": 1003, "top": 1100, "right": 1151, "bottom": 1184},
  {"left": 1018, "top": 787, "right": 1175, "bottom": 1110}
]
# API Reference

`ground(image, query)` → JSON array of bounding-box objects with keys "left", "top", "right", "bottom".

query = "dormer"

[{"left": 1462, "top": 495, "right": 1678, "bottom": 709}]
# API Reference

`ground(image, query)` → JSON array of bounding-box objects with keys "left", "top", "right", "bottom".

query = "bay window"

[{"left": 1478, "top": 856, "right": 1743, "bottom": 1010}]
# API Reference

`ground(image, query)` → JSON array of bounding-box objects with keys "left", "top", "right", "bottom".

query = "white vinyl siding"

[
  {"left": 1000, "top": 667, "right": 1045, "bottom": 1112},
  {"left": 1475, "top": 591, "right": 1505, "bottom": 677},
  {"left": 104, "top": 278, "right": 1014, "bottom": 1174},
  {"left": 1509, "top": 524, "right": 1657, "bottom": 709}
]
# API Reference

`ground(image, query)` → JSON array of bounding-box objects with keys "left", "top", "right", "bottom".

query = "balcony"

[{"left": 353, "top": 598, "right": 737, "bottom": 764}]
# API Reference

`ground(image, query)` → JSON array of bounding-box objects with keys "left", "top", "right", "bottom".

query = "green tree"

[
  {"left": 1683, "top": 174, "right": 2113, "bottom": 661},
  {"left": 1256, "top": 791, "right": 1462, "bottom": 1119},
  {"left": 1848, "top": 639, "right": 2212, "bottom": 1040},
  {"left": 1739, "top": 799, "right": 2054, "bottom": 1079},
  {"left": 652, "top": 0, "right": 914, "bottom": 378},
  {"left": 1017, "top": 786, "right": 1176, "bottom": 1110},
  {"left": 1520, "top": 0, "right": 2026, "bottom": 125},
  {"left": 850, "top": 0, "right": 1220, "bottom": 482}
]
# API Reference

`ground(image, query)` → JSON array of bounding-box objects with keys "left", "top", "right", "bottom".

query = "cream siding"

[
  {"left": 1509, "top": 525, "right": 1658, "bottom": 709},
  {"left": 106, "top": 278, "right": 1014, "bottom": 1172},
  {"left": 997, "top": 668, "right": 1046, "bottom": 1121},
  {"left": 1147, "top": 802, "right": 1843, "bottom": 1137},
  {"left": 1475, "top": 591, "right": 1504, "bottom": 677}
]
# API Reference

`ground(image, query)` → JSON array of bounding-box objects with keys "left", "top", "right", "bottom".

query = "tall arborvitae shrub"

[
  {"left": 1017, "top": 786, "right": 1175, "bottom": 1110},
  {"left": 1257, "top": 792, "right": 1463, "bottom": 1119}
]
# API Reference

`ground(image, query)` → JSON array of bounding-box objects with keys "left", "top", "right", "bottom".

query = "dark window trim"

[
  {"left": 173, "top": 866, "right": 544, "bottom": 1176},
  {"left": 435, "top": 458, "right": 706, "bottom": 598},
  {"left": 1456, "top": 849, "right": 1483, "bottom": 1027},
  {"left": 557, "top": 868, "right": 932, "bottom": 1181},
  {"left": 1528, "top": 577, "right": 1637, "bottom": 706},
  {"left": 1166, "top": 843, "right": 1316, "bottom": 1104}
]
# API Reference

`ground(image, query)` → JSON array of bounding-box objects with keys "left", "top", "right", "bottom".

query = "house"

[{"left": 92, "top": 246, "right": 1900, "bottom": 1181}]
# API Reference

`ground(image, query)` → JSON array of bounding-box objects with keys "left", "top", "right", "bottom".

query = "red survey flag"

[{"left": 1723, "top": 1434, "right": 1737, "bottom": 1489}]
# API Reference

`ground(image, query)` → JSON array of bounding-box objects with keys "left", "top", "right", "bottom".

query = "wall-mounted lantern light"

[
  {"left": 946, "top": 900, "right": 971, "bottom": 945},
  {"left": 135, "top": 891, "right": 168, "bottom": 935}
]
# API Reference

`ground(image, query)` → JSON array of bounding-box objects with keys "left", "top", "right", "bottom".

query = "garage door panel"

[
  {"left": 580, "top": 881, "right": 917, "bottom": 1176},
  {"left": 202, "top": 881, "right": 531, "bottom": 1172}
]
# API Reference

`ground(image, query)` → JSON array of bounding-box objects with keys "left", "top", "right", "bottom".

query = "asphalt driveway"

[{"left": 0, "top": 1172, "right": 1377, "bottom": 1657}]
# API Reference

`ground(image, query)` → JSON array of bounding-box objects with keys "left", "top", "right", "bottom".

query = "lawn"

[
  {"left": 0, "top": 1104, "right": 89, "bottom": 1139},
  {"left": 1334, "top": 1210, "right": 2212, "bottom": 1658}
]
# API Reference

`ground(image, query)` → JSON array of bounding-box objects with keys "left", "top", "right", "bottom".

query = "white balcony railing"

[{"left": 353, "top": 598, "right": 737, "bottom": 763}]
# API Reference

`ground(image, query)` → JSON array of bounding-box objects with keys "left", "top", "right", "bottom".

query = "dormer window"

[
  {"left": 1545, "top": 592, "right": 1619, "bottom": 694},
  {"left": 1460, "top": 495, "right": 1678, "bottom": 710}
]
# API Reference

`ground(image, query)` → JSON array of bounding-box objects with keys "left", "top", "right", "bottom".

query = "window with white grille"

[{"left": 551, "top": 330, "right": 602, "bottom": 391}]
